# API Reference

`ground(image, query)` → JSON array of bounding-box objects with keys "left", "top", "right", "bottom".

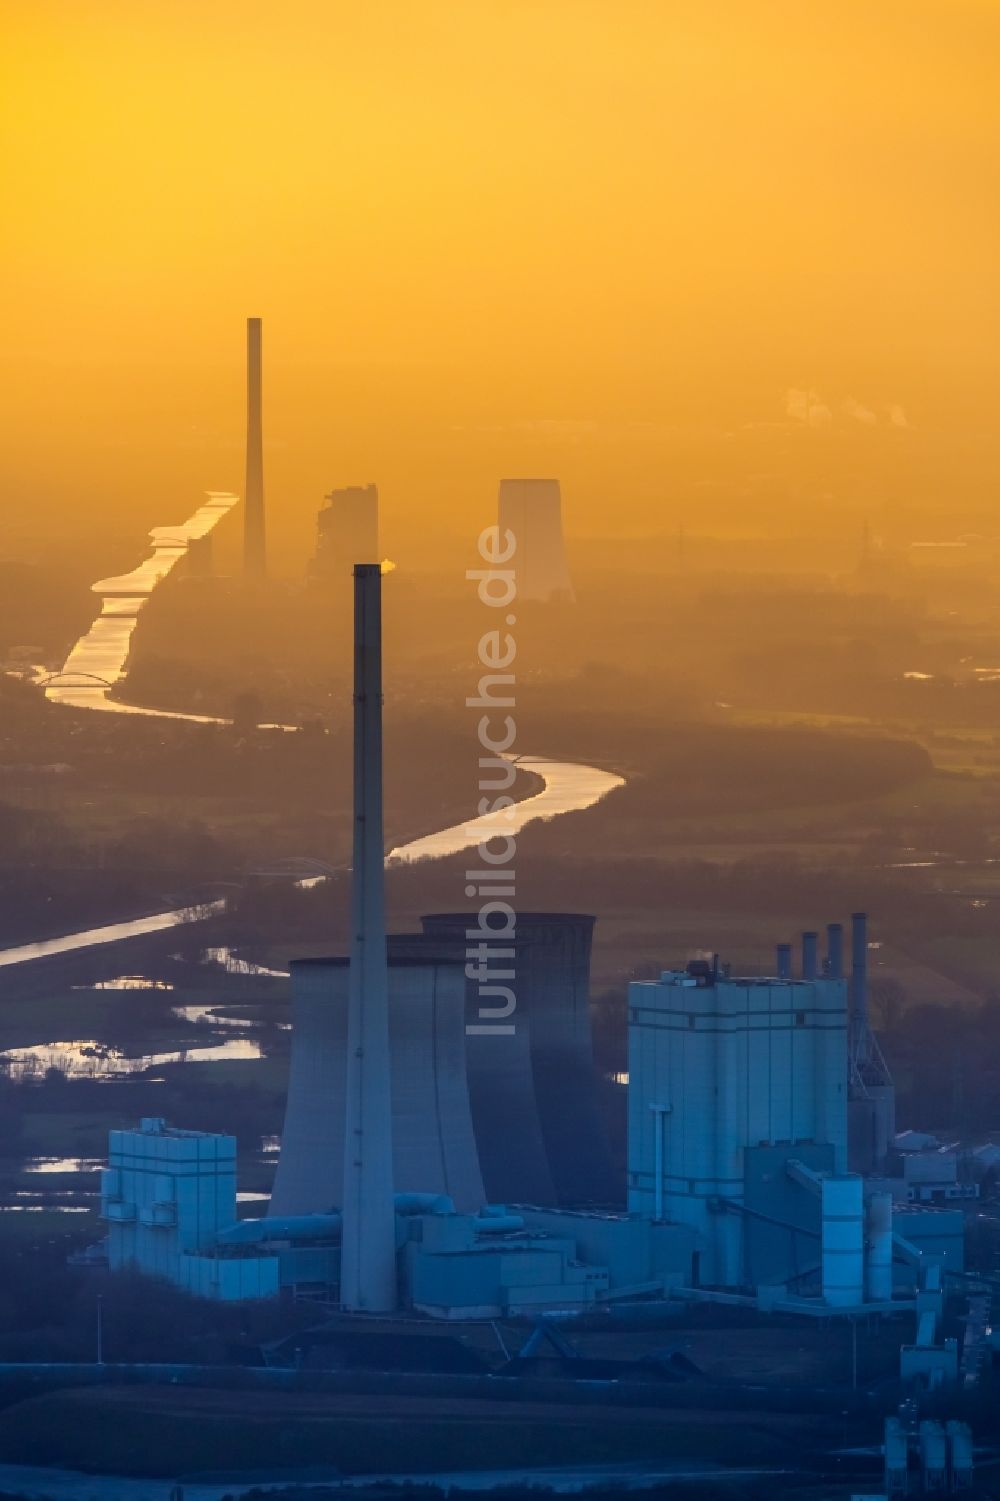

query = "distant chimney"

[
  {"left": 776, "top": 943, "right": 792, "bottom": 980},
  {"left": 243, "top": 317, "right": 265, "bottom": 578},
  {"left": 826, "top": 923, "right": 844, "bottom": 980},
  {"left": 851, "top": 912, "right": 869, "bottom": 1030},
  {"left": 801, "top": 931, "right": 818, "bottom": 981}
]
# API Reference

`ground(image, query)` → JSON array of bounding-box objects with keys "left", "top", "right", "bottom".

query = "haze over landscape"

[
  {"left": 1, "top": 3, "right": 1000, "bottom": 1499},
  {"left": 3, "top": 0, "right": 1000, "bottom": 566}
]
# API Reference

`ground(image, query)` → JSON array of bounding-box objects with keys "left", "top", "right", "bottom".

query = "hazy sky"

[{"left": 2, "top": 0, "right": 998, "bottom": 562}]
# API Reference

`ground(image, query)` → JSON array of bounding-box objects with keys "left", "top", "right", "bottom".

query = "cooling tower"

[
  {"left": 420, "top": 912, "right": 619, "bottom": 1207},
  {"left": 243, "top": 317, "right": 266, "bottom": 579},
  {"left": 313, "top": 485, "right": 379, "bottom": 582},
  {"left": 497, "top": 478, "right": 574, "bottom": 602},
  {"left": 269, "top": 954, "right": 485, "bottom": 1216}
]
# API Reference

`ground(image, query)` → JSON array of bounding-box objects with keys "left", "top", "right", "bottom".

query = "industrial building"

[
  {"left": 497, "top": 478, "right": 574, "bottom": 602},
  {"left": 312, "top": 484, "right": 379, "bottom": 582},
  {"left": 627, "top": 947, "right": 848, "bottom": 1288},
  {"left": 102, "top": 1118, "right": 278, "bottom": 1301}
]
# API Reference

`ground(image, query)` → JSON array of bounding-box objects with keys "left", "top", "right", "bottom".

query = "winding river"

[{"left": 0, "top": 498, "right": 624, "bottom": 969}]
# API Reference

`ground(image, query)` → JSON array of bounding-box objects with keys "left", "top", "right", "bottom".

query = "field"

[{"left": 0, "top": 1383, "right": 863, "bottom": 1479}]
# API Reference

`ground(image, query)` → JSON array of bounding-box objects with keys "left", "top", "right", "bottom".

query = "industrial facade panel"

[
  {"left": 270, "top": 955, "right": 485, "bottom": 1217},
  {"left": 421, "top": 913, "right": 619, "bottom": 1207},
  {"left": 627, "top": 970, "right": 850, "bottom": 1288}
]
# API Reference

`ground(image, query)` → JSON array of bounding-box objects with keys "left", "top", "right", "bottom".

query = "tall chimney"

[
  {"left": 776, "top": 943, "right": 792, "bottom": 980},
  {"left": 801, "top": 931, "right": 818, "bottom": 981},
  {"left": 826, "top": 923, "right": 844, "bottom": 980},
  {"left": 851, "top": 912, "right": 869, "bottom": 1031},
  {"left": 340, "top": 563, "right": 396, "bottom": 1311},
  {"left": 243, "top": 317, "right": 266, "bottom": 578}
]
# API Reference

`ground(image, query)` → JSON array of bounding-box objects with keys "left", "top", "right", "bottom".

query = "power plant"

[
  {"left": 243, "top": 316, "right": 266, "bottom": 579},
  {"left": 312, "top": 484, "right": 379, "bottom": 582},
  {"left": 104, "top": 901, "right": 950, "bottom": 1331},
  {"left": 95, "top": 551, "right": 983, "bottom": 1441},
  {"left": 497, "top": 478, "right": 574, "bottom": 602}
]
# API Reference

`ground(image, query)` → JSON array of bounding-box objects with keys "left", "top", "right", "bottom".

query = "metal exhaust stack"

[
  {"left": 851, "top": 912, "right": 869, "bottom": 1032},
  {"left": 826, "top": 923, "right": 844, "bottom": 980},
  {"left": 340, "top": 562, "right": 397, "bottom": 1312},
  {"left": 801, "top": 931, "right": 818, "bottom": 981},
  {"left": 776, "top": 943, "right": 792, "bottom": 981},
  {"left": 243, "top": 316, "right": 266, "bottom": 578}
]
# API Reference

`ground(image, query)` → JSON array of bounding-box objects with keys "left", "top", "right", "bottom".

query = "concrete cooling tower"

[
  {"left": 389, "top": 931, "right": 556, "bottom": 1207},
  {"left": 270, "top": 954, "right": 485, "bottom": 1216},
  {"left": 420, "top": 913, "right": 619, "bottom": 1207},
  {"left": 497, "top": 478, "right": 574, "bottom": 602}
]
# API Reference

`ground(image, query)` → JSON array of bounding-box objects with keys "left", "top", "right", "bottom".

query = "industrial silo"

[
  {"left": 420, "top": 912, "right": 619, "bottom": 1207},
  {"left": 269, "top": 954, "right": 485, "bottom": 1216}
]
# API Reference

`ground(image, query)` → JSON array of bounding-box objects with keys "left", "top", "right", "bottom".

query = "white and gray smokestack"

[{"left": 340, "top": 562, "right": 397, "bottom": 1311}]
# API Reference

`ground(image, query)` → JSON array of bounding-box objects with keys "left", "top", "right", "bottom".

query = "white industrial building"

[
  {"left": 627, "top": 960, "right": 848, "bottom": 1289},
  {"left": 102, "top": 1118, "right": 278, "bottom": 1301}
]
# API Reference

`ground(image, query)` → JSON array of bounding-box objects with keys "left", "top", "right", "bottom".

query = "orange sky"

[{"left": 2, "top": 0, "right": 998, "bottom": 564}]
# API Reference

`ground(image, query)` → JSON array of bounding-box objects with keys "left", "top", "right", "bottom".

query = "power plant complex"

[
  {"left": 93, "top": 468, "right": 978, "bottom": 1452},
  {"left": 98, "top": 544, "right": 972, "bottom": 1411}
]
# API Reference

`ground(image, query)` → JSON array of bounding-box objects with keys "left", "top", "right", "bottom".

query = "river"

[
  {"left": 41, "top": 491, "right": 240, "bottom": 720},
  {"left": 0, "top": 500, "right": 625, "bottom": 969}
]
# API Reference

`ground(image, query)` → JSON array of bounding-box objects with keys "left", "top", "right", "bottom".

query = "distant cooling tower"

[
  {"left": 313, "top": 484, "right": 379, "bottom": 582},
  {"left": 270, "top": 954, "right": 485, "bottom": 1216},
  {"left": 420, "top": 913, "right": 619, "bottom": 1207},
  {"left": 497, "top": 479, "right": 574, "bottom": 602}
]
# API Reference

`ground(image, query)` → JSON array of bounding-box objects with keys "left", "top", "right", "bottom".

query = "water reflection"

[
  {"left": 172, "top": 1003, "right": 289, "bottom": 1031},
  {"left": 24, "top": 1157, "right": 102, "bottom": 1175},
  {"left": 0, "top": 1205, "right": 91, "bottom": 1214},
  {"left": 0, "top": 1036, "right": 263, "bottom": 1079},
  {"left": 386, "top": 755, "right": 625, "bottom": 865},
  {"left": 73, "top": 976, "right": 175, "bottom": 991},
  {"left": 42, "top": 492, "right": 239, "bottom": 718},
  {"left": 0, "top": 902, "right": 225, "bottom": 971},
  {"left": 202, "top": 947, "right": 289, "bottom": 979},
  {"left": 0, "top": 758, "right": 626, "bottom": 971}
]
